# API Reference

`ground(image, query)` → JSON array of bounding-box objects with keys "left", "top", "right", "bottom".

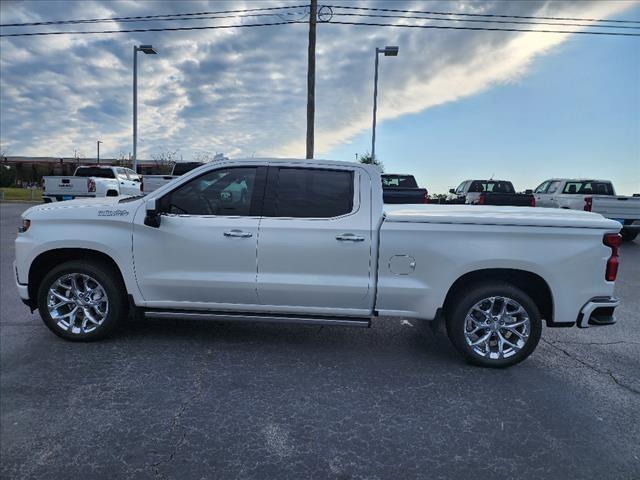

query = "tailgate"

[
  {"left": 484, "top": 193, "right": 533, "bottom": 206},
  {"left": 383, "top": 188, "right": 427, "bottom": 204},
  {"left": 43, "top": 177, "right": 90, "bottom": 196},
  {"left": 592, "top": 196, "right": 640, "bottom": 221}
]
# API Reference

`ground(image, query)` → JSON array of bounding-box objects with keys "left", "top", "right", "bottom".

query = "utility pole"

[
  {"left": 305, "top": 0, "right": 317, "bottom": 159},
  {"left": 97, "top": 140, "right": 103, "bottom": 164}
]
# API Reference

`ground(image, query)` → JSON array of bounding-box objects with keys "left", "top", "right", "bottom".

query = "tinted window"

[
  {"left": 75, "top": 167, "right": 115, "bottom": 179},
  {"left": 469, "top": 181, "right": 515, "bottom": 193},
  {"left": 163, "top": 167, "right": 257, "bottom": 216},
  {"left": 269, "top": 168, "right": 354, "bottom": 218},
  {"left": 562, "top": 181, "right": 614, "bottom": 195},
  {"left": 455, "top": 181, "right": 467, "bottom": 194},
  {"left": 173, "top": 162, "right": 204, "bottom": 176},
  {"left": 382, "top": 175, "right": 418, "bottom": 188}
]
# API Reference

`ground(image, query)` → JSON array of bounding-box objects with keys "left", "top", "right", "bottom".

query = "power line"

[
  {"left": 4, "top": 18, "right": 638, "bottom": 38},
  {"left": 0, "top": 20, "right": 306, "bottom": 38},
  {"left": 324, "top": 4, "right": 640, "bottom": 25},
  {"left": 329, "top": 12, "right": 640, "bottom": 30},
  {"left": 0, "top": 4, "right": 308, "bottom": 27},
  {"left": 324, "top": 20, "right": 640, "bottom": 37}
]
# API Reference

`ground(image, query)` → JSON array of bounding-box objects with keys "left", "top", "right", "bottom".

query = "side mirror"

[
  {"left": 449, "top": 189, "right": 456, "bottom": 194},
  {"left": 144, "top": 198, "right": 161, "bottom": 228},
  {"left": 525, "top": 189, "right": 533, "bottom": 195}
]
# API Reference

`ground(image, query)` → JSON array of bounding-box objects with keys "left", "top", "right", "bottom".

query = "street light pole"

[
  {"left": 133, "top": 45, "right": 137, "bottom": 172},
  {"left": 97, "top": 140, "right": 103, "bottom": 164},
  {"left": 371, "top": 46, "right": 399, "bottom": 162},
  {"left": 132, "top": 44, "right": 157, "bottom": 173}
]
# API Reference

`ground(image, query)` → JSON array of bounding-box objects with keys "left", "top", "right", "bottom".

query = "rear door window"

[
  {"left": 382, "top": 175, "right": 418, "bottom": 188},
  {"left": 563, "top": 181, "right": 614, "bottom": 195},
  {"left": 264, "top": 168, "right": 354, "bottom": 218},
  {"left": 75, "top": 167, "right": 116, "bottom": 179}
]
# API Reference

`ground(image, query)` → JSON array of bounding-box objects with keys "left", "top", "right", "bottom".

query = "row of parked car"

[
  {"left": 40, "top": 164, "right": 640, "bottom": 242},
  {"left": 381, "top": 174, "right": 639, "bottom": 241}
]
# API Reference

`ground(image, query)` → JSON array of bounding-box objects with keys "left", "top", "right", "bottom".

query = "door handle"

[
  {"left": 224, "top": 230, "right": 253, "bottom": 238},
  {"left": 336, "top": 233, "right": 365, "bottom": 242}
]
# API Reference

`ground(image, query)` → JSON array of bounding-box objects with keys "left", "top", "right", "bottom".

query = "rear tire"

[
  {"left": 37, "top": 260, "right": 127, "bottom": 341},
  {"left": 621, "top": 229, "right": 638, "bottom": 242},
  {"left": 446, "top": 282, "right": 542, "bottom": 368}
]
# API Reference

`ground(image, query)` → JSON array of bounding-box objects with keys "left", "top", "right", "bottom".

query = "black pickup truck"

[
  {"left": 447, "top": 180, "right": 535, "bottom": 207},
  {"left": 381, "top": 174, "right": 429, "bottom": 204}
]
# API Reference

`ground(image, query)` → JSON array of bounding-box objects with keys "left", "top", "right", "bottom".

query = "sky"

[{"left": 1, "top": 0, "right": 639, "bottom": 194}]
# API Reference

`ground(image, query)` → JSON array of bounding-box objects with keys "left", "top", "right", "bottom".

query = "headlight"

[{"left": 18, "top": 219, "right": 31, "bottom": 233}]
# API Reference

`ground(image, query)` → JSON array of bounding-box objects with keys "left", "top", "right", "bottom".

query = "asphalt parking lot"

[{"left": 1, "top": 202, "right": 639, "bottom": 479}]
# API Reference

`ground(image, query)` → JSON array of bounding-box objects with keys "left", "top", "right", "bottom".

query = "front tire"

[
  {"left": 446, "top": 282, "right": 542, "bottom": 368},
  {"left": 37, "top": 260, "right": 127, "bottom": 341}
]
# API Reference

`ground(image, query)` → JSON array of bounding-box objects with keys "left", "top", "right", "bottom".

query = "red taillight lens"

[
  {"left": 423, "top": 191, "right": 429, "bottom": 204},
  {"left": 478, "top": 193, "right": 486, "bottom": 205},
  {"left": 603, "top": 233, "right": 621, "bottom": 281},
  {"left": 87, "top": 178, "right": 96, "bottom": 193},
  {"left": 584, "top": 197, "right": 592, "bottom": 212},
  {"left": 530, "top": 196, "right": 536, "bottom": 207}
]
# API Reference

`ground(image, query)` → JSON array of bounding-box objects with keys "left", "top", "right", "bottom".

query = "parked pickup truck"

[
  {"left": 142, "top": 162, "right": 204, "bottom": 193},
  {"left": 533, "top": 179, "right": 640, "bottom": 241},
  {"left": 381, "top": 174, "right": 429, "bottom": 204},
  {"left": 42, "top": 166, "right": 142, "bottom": 203},
  {"left": 447, "top": 180, "right": 535, "bottom": 207},
  {"left": 15, "top": 159, "right": 622, "bottom": 368}
]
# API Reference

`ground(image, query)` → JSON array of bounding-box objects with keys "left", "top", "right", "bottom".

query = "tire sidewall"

[
  {"left": 37, "top": 260, "right": 125, "bottom": 341},
  {"left": 446, "top": 282, "right": 542, "bottom": 368}
]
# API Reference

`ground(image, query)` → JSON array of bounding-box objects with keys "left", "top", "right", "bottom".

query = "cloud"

[{"left": 0, "top": 0, "right": 636, "bottom": 160}]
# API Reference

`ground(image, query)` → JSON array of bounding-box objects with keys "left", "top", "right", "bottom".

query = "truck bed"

[{"left": 383, "top": 204, "right": 621, "bottom": 229}]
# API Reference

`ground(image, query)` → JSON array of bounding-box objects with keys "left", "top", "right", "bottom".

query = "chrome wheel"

[
  {"left": 463, "top": 296, "right": 530, "bottom": 360},
  {"left": 47, "top": 273, "right": 109, "bottom": 335}
]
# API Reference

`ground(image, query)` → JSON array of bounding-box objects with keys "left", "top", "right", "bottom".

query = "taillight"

[
  {"left": 584, "top": 197, "right": 592, "bottom": 212},
  {"left": 478, "top": 193, "right": 486, "bottom": 205},
  {"left": 603, "top": 233, "right": 621, "bottom": 281},
  {"left": 88, "top": 178, "right": 96, "bottom": 193},
  {"left": 530, "top": 196, "right": 536, "bottom": 207},
  {"left": 423, "top": 191, "right": 429, "bottom": 204}
]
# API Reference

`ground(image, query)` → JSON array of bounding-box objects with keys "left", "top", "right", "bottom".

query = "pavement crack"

[
  {"left": 149, "top": 351, "right": 210, "bottom": 479},
  {"left": 551, "top": 340, "right": 640, "bottom": 346},
  {"left": 541, "top": 338, "right": 640, "bottom": 395}
]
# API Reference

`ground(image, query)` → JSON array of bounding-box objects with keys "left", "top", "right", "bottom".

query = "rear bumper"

[{"left": 577, "top": 297, "right": 620, "bottom": 328}]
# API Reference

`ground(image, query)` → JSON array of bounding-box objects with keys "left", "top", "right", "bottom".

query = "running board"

[{"left": 143, "top": 310, "right": 371, "bottom": 328}]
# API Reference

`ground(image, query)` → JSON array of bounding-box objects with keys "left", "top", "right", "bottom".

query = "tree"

[
  {"left": 356, "top": 152, "right": 384, "bottom": 172},
  {"left": 0, "top": 164, "right": 16, "bottom": 188},
  {"left": 151, "top": 149, "right": 180, "bottom": 174}
]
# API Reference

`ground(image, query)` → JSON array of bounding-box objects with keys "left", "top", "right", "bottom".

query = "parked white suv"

[
  {"left": 533, "top": 178, "right": 640, "bottom": 241},
  {"left": 42, "top": 166, "right": 142, "bottom": 203},
  {"left": 15, "top": 159, "right": 623, "bottom": 368}
]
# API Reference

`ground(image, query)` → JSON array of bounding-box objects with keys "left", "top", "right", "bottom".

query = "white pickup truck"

[
  {"left": 42, "top": 166, "right": 142, "bottom": 203},
  {"left": 15, "top": 159, "right": 623, "bottom": 368},
  {"left": 533, "top": 178, "right": 640, "bottom": 241}
]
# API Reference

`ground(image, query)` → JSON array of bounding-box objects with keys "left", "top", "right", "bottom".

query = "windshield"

[
  {"left": 468, "top": 181, "right": 515, "bottom": 194},
  {"left": 75, "top": 167, "right": 115, "bottom": 179},
  {"left": 562, "top": 181, "right": 614, "bottom": 195},
  {"left": 382, "top": 175, "right": 418, "bottom": 188}
]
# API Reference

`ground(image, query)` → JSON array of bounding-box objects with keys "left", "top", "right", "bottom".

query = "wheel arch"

[
  {"left": 442, "top": 268, "right": 554, "bottom": 325},
  {"left": 28, "top": 248, "right": 128, "bottom": 308}
]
